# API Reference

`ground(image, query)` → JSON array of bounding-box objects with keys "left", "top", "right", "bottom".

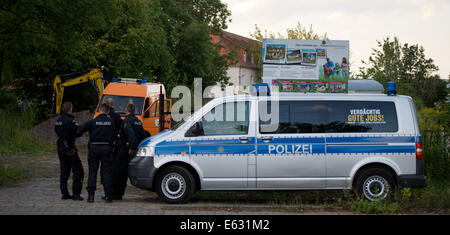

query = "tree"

[
  {"left": 0, "top": 0, "right": 116, "bottom": 118},
  {"left": 156, "top": 0, "right": 232, "bottom": 89},
  {"left": 248, "top": 22, "right": 329, "bottom": 81},
  {"left": 358, "top": 36, "right": 446, "bottom": 108},
  {"left": 0, "top": 0, "right": 232, "bottom": 119}
]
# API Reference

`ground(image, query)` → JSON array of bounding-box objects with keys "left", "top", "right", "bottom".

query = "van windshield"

[{"left": 98, "top": 95, "right": 145, "bottom": 115}]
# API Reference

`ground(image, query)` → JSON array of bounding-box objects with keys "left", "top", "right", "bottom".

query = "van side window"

[
  {"left": 259, "top": 101, "right": 398, "bottom": 134},
  {"left": 328, "top": 101, "right": 398, "bottom": 133},
  {"left": 201, "top": 101, "right": 250, "bottom": 136},
  {"left": 148, "top": 100, "right": 170, "bottom": 118},
  {"left": 149, "top": 101, "right": 158, "bottom": 117}
]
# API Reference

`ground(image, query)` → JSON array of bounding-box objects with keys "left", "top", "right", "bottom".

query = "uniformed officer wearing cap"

[
  {"left": 105, "top": 98, "right": 122, "bottom": 150},
  {"left": 111, "top": 103, "right": 146, "bottom": 200},
  {"left": 101, "top": 98, "right": 122, "bottom": 186},
  {"left": 78, "top": 103, "right": 115, "bottom": 203},
  {"left": 54, "top": 102, "right": 84, "bottom": 201}
]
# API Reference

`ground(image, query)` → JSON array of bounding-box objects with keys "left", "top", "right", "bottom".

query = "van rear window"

[{"left": 259, "top": 101, "right": 398, "bottom": 134}]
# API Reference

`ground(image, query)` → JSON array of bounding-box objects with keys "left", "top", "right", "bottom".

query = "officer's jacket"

[
  {"left": 109, "top": 107, "right": 123, "bottom": 136},
  {"left": 79, "top": 113, "right": 115, "bottom": 144},
  {"left": 54, "top": 112, "right": 81, "bottom": 148},
  {"left": 120, "top": 114, "right": 146, "bottom": 150}
]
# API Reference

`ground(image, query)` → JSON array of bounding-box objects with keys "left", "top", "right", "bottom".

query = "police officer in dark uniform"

[
  {"left": 112, "top": 103, "right": 146, "bottom": 200},
  {"left": 101, "top": 98, "right": 122, "bottom": 186},
  {"left": 78, "top": 103, "right": 115, "bottom": 203},
  {"left": 54, "top": 102, "right": 84, "bottom": 201},
  {"left": 106, "top": 98, "right": 122, "bottom": 139}
]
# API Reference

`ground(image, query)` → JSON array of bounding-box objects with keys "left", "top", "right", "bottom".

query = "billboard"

[{"left": 262, "top": 39, "right": 349, "bottom": 93}]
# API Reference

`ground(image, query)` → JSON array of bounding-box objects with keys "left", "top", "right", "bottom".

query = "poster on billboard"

[{"left": 262, "top": 39, "right": 349, "bottom": 93}]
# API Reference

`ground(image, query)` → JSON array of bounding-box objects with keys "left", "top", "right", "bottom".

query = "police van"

[{"left": 129, "top": 82, "right": 426, "bottom": 203}]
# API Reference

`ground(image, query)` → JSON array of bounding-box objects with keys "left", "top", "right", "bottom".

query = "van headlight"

[{"left": 136, "top": 146, "right": 155, "bottom": 157}]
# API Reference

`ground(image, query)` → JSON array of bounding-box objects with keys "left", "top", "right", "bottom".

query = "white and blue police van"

[{"left": 129, "top": 82, "right": 426, "bottom": 204}]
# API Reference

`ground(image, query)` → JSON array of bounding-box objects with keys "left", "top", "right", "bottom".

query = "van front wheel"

[
  {"left": 155, "top": 166, "right": 196, "bottom": 204},
  {"left": 356, "top": 168, "right": 395, "bottom": 201}
]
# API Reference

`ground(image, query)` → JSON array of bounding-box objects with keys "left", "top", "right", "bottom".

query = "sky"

[{"left": 222, "top": 0, "right": 450, "bottom": 80}]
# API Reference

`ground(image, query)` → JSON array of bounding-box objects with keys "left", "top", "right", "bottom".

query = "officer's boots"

[
  {"left": 104, "top": 195, "right": 112, "bottom": 203},
  {"left": 87, "top": 192, "right": 95, "bottom": 203},
  {"left": 73, "top": 195, "right": 84, "bottom": 201}
]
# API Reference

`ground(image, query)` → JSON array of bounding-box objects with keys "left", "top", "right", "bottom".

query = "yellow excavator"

[{"left": 53, "top": 68, "right": 104, "bottom": 115}]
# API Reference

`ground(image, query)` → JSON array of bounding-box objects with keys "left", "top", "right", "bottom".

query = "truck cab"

[{"left": 94, "top": 78, "right": 171, "bottom": 136}]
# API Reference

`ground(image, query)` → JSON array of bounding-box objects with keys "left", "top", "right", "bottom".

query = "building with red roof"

[{"left": 210, "top": 31, "right": 259, "bottom": 94}]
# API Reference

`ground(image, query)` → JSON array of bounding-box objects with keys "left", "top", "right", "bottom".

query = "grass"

[
  {"left": 0, "top": 108, "right": 55, "bottom": 185},
  {"left": 188, "top": 180, "right": 449, "bottom": 214},
  {"left": 0, "top": 164, "right": 28, "bottom": 185},
  {"left": 0, "top": 109, "right": 54, "bottom": 155}
]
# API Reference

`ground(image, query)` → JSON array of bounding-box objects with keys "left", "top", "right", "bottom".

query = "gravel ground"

[
  {"left": 0, "top": 177, "right": 354, "bottom": 215},
  {"left": 0, "top": 145, "right": 355, "bottom": 215}
]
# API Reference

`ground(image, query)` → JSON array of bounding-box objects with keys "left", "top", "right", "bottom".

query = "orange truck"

[{"left": 93, "top": 78, "right": 172, "bottom": 136}]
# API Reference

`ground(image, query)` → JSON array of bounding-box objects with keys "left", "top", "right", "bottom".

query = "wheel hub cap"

[
  {"left": 363, "top": 175, "right": 389, "bottom": 201},
  {"left": 161, "top": 173, "right": 186, "bottom": 200}
]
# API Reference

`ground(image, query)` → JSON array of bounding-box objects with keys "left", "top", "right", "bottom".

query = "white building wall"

[{"left": 207, "top": 66, "right": 257, "bottom": 98}]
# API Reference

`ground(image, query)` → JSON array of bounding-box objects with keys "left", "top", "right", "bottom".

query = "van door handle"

[
  {"left": 261, "top": 137, "right": 273, "bottom": 143},
  {"left": 239, "top": 137, "right": 250, "bottom": 143}
]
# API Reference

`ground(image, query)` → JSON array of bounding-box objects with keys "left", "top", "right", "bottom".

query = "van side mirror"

[
  {"left": 89, "top": 105, "right": 96, "bottom": 114},
  {"left": 185, "top": 122, "right": 204, "bottom": 137},
  {"left": 144, "top": 110, "right": 150, "bottom": 118}
]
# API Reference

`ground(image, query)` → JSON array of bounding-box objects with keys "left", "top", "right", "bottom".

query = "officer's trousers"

[
  {"left": 86, "top": 144, "right": 114, "bottom": 196},
  {"left": 57, "top": 148, "right": 84, "bottom": 196},
  {"left": 112, "top": 147, "right": 131, "bottom": 198}
]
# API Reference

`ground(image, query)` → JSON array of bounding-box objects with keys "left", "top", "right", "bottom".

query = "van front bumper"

[
  {"left": 128, "top": 156, "right": 156, "bottom": 191},
  {"left": 397, "top": 175, "right": 426, "bottom": 188}
]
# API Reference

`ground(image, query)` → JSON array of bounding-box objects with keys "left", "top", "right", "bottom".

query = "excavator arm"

[{"left": 53, "top": 68, "right": 104, "bottom": 115}]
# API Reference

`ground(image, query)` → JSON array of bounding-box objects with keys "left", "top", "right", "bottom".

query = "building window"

[
  {"left": 251, "top": 53, "right": 254, "bottom": 64},
  {"left": 243, "top": 49, "right": 247, "bottom": 63}
]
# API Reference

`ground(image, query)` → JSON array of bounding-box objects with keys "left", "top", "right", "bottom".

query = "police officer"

[
  {"left": 101, "top": 98, "right": 122, "bottom": 186},
  {"left": 54, "top": 102, "right": 84, "bottom": 201},
  {"left": 78, "top": 103, "right": 115, "bottom": 203},
  {"left": 106, "top": 98, "right": 122, "bottom": 138},
  {"left": 112, "top": 103, "right": 146, "bottom": 200}
]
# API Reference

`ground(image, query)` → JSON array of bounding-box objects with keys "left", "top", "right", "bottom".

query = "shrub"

[
  {"left": 422, "top": 131, "right": 449, "bottom": 181},
  {"left": 0, "top": 89, "right": 20, "bottom": 112},
  {"left": 0, "top": 108, "right": 53, "bottom": 154}
]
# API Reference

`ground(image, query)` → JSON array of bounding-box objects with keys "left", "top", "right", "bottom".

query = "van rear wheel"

[
  {"left": 356, "top": 168, "right": 395, "bottom": 201},
  {"left": 155, "top": 165, "right": 196, "bottom": 204}
]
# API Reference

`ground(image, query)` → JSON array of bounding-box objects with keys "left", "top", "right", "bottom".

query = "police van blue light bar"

[
  {"left": 387, "top": 81, "right": 396, "bottom": 96},
  {"left": 250, "top": 83, "right": 271, "bottom": 96},
  {"left": 111, "top": 77, "right": 146, "bottom": 84}
]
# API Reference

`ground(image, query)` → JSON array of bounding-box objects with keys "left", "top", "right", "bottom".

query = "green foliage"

[
  {"left": 0, "top": 164, "right": 27, "bottom": 185},
  {"left": 0, "top": 88, "right": 19, "bottom": 111},
  {"left": 418, "top": 102, "right": 449, "bottom": 181},
  {"left": 358, "top": 36, "right": 447, "bottom": 107},
  {"left": 420, "top": 103, "right": 450, "bottom": 132},
  {"left": 407, "top": 180, "right": 450, "bottom": 210},
  {"left": 0, "top": 108, "right": 54, "bottom": 155},
  {"left": 349, "top": 198, "right": 400, "bottom": 214},
  {"left": 0, "top": 0, "right": 232, "bottom": 121},
  {"left": 421, "top": 131, "right": 449, "bottom": 181}
]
